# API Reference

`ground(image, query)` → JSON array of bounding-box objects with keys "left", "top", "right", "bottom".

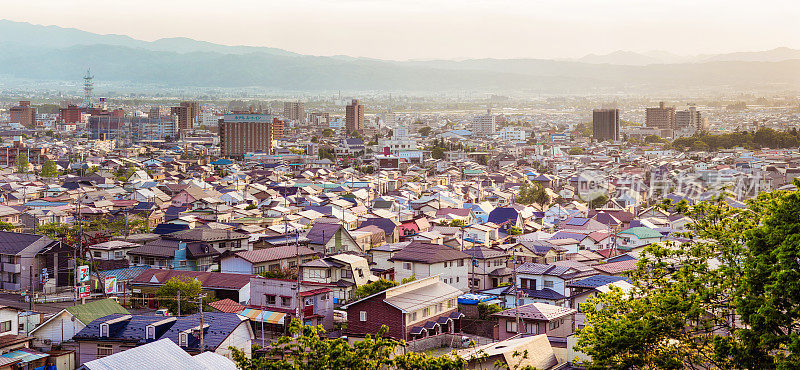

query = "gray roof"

[
  {"left": 0, "top": 231, "right": 56, "bottom": 256},
  {"left": 82, "top": 338, "right": 235, "bottom": 370},
  {"left": 388, "top": 242, "right": 470, "bottom": 264}
]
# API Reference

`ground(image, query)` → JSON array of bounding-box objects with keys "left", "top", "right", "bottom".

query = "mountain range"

[{"left": 0, "top": 20, "right": 799, "bottom": 92}]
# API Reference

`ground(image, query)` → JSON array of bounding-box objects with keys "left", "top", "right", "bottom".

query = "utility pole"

[
  {"left": 511, "top": 246, "right": 520, "bottom": 332},
  {"left": 192, "top": 290, "right": 207, "bottom": 352},
  {"left": 295, "top": 230, "right": 303, "bottom": 324},
  {"left": 177, "top": 290, "right": 181, "bottom": 316}
]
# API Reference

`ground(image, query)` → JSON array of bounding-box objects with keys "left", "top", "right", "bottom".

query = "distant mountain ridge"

[{"left": 0, "top": 19, "right": 798, "bottom": 92}]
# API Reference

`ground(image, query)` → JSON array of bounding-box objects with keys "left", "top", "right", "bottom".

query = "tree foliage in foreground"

[
  {"left": 575, "top": 184, "right": 800, "bottom": 369},
  {"left": 231, "top": 320, "right": 468, "bottom": 370}
]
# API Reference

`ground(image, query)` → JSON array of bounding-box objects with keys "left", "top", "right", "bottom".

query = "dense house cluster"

[{"left": 0, "top": 96, "right": 795, "bottom": 369}]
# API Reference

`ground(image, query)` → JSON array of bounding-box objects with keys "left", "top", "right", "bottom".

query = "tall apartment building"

[
  {"left": 592, "top": 109, "right": 620, "bottom": 141},
  {"left": 309, "top": 112, "right": 330, "bottom": 129},
  {"left": 471, "top": 109, "right": 496, "bottom": 137},
  {"left": 58, "top": 105, "right": 82, "bottom": 123},
  {"left": 645, "top": 102, "right": 676, "bottom": 131},
  {"left": 283, "top": 102, "right": 305, "bottom": 123},
  {"left": 676, "top": 105, "right": 706, "bottom": 131},
  {"left": 170, "top": 101, "right": 200, "bottom": 132},
  {"left": 219, "top": 114, "right": 274, "bottom": 157},
  {"left": 9, "top": 101, "right": 36, "bottom": 128},
  {"left": 346, "top": 99, "right": 365, "bottom": 134}
]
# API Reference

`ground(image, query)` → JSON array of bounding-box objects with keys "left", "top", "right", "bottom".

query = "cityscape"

[{"left": 0, "top": 2, "right": 798, "bottom": 369}]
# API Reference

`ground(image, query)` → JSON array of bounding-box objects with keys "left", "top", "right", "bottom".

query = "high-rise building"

[
  {"left": 170, "top": 101, "right": 200, "bottom": 133},
  {"left": 471, "top": 109, "right": 496, "bottom": 137},
  {"left": 219, "top": 114, "right": 274, "bottom": 157},
  {"left": 676, "top": 105, "right": 706, "bottom": 131},
  {"left": 592, "top": 109, "right": 620, "bottom": 141},
  {"left": 346, "top": 99, "right": 365, "bottom": 134},
  {"left": 645, "top": 102, "right": 676, "bottom": 131},
  {"left": 9, "top": 101, "right": 36, "bottom": 128},
  {"left": 283, "top": 102, "right": 305, "bottom": 123},
  {"left": 309, "top": 112, "right": 330, "bottom": 129},
  {"left": 58, "top": 105, "right": 82, "bottom": 123}
]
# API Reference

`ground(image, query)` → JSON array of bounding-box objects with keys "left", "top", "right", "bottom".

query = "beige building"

[
  {"left": 645, "top": 102, "right": 676, "bottom": 136},
  {"left": 346, "top": 99, "right": 364, "bottom": 133}
]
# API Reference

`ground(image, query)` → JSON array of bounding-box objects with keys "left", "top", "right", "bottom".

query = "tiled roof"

[
  {"left": 388, "top": 242, "right": 470, "bottom": 264},
  {"left": 306, "top": 223, "right": 342, "bottom": 244},
  {"left": 208, "top": 298, "right": 245, "bottom": 313},
  {"left": 165, "top": 228, "right": 248, "bottom": 241},
  {"left": 516, "top": 262, "right": 575, "bottom": 277},
  {"left": 463, "top": 246, "right": 506, "bottom": 259},
  {"left": 493, "top": 302, "right": 576, "bottom": 321},
  {"left": 233, "top": 245, "right": 317, "bottom": 264},
  {"left": 593, "top": 259, "right": 638, "bottom": 275},
  {"left": 131, "top": 269, "right": 252, "bottom": 290},
  {"left": 0, "top": 231, "right": 55, "bottom": 255},
  {"left": 65, "top": 298, "right": 130, "bottom": 325},
  {"left": 567, "top": 275, "right": 631, "bottom": 289}
]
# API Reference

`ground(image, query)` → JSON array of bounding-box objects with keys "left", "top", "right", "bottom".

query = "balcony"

[{"left": 2, "top": 263, "right": 20, "bottom": 273}]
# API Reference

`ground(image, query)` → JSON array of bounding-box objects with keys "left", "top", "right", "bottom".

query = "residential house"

[
  {"left": 249, "top": 277, "right": 334, "bottom": 330},
  {"left": 80, "top": 338, "right": 238, "bottom": 370},
  {"left": 462, "top": 246, "right": 511, "bottom": 290},
  {"left": 29, "top": 299, "right": 129, "bottom": 346},
  {"left": 220, "top": 246, "right": 317, "bottom": 275},
  {"left": 300, "top": 254, "right": 376, "bottom": 305},
  {"left": 493, "top": 303, "right": 577, "bottom": 342},
  {"left": 305, "top": 223, "right": 362, "bottom": 255},
  {"left": 342, "top": 276, "right": 463, "bottom": 341},
  {"left": 130, "top": 269, "right": 252, "bottom": 308},
  {"left": 72, "top": 312, "right": 253, "bottom": 365},
  {"left": 388, "top": 242, "right": 470, "bottom": 291}
]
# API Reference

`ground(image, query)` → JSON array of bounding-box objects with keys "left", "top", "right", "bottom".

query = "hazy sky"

[{"left": 4, "top": 0, "right": 800, "bottom": 60}]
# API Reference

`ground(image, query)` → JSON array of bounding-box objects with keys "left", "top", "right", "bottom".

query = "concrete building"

[
  {"left": 283, "top": 102, "right": 305, "bottom": 123},
  {"left": 471, "top": 109, "right": 496, "bottom": 137},
  {"left": 9, "top": 101, "right": 36, "bottom": 128},
  {"left": 592, "top": 109, "right": 620, "bottom": 141},
  {"left": 170, "top": 101, "right": 200, "bottom": 132},
  {"left": 675, "top": 105, "right": 707, "bottom": 132},
  {"left": 645, "top": 102, "right": 676, "bottom": 136},
  {"left": 219, "top": 114, "right": 274, "bottom": 158},
  {"left": 346, "top": 99, "right": 364, "bottom": 134}
]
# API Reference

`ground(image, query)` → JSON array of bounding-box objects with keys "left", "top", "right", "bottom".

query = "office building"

[
  {"left": 89, "top": 116, "right": 177, "bottom": 141},
  {"left": 219, "top": 114, "right": 274, "bottom": 157},
  {"left": 170, "top": 101, "right": 200, "bottom": 132},
  {"left": 346, "top": 99, "right": 365, "bottom": 134},
  {"left": 676, "top": 105, "right": 706, "bottom": 131},
  {"left": 471, "top": 109, "right": 496, "bottom": 137},
  {"left": 58, "top": 105, "right": 82, "bottom": 123},
  {"left": 283, "top": 102, "right": 305, "bottom": 123},
  {"left": 309, "top": 112, "right": 330, "bottom": 129},
  {"left": 645, "top": 102, "right": 676, "bottom": 131},
  {"left": 9, "top": 101, "right": 36, "bottom": 128},
  {"left": 592, "top": 109, "right": 620, "bottom": 141}
]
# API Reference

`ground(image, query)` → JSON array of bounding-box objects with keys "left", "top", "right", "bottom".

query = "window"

[
  {"left": 550, "top": 320, "right": 561, "bottom": 330},
  {"left": 458, "top": 259, "right": 464, "bottom": 267},
  {"left": 436, "top": 303, "right": 443, "bottom": 313},
  {"left": 357, "top": 269, "right": 364, "bottom": 278},
  {"left": 100, "top": 324, "right": 109, "bottom": 337},
  {"left": 423, "top": 307, "right": 430, "bottom": 317},
  {"left": 114, "top": 251, "right": 123, "bottom": 259},
  {"left": 341, "top": 269, "right": 352, "bottom": 279},
  {"left": 266, "top": 295, "right": 276, "bottom": 305},
  {"left": 506, "top": 320, "right": 517, "bottom": 333},
  {"left": 146, "top": 325, "right": 155, "bottom": 339},
  {"left": 269, "top": 264, "right": 280, "bottom": 272},
  {"left": 448, "top": 299, "right": 455, "bottom": 308},
  {"left": 131, "top": 256, "right": 140, "bottom": 264},
  {"left": 360, "top": 311, "right": 367, "bottom": 321},
  {"left": 253, "top": 266, "right": 265, "bottom": 274},
  {"left": 179, "top": 260, "right": 187, "bottom": 267},
  {"left": 97, "top": 344, "right": 113, "bottom": 358},
  {"left": 403, "top": 262, "right": 412, "bottom": 270},
  {"left": 93, "top": 251, "right": 101, "bottom": 258},
  {"left": 179, "top": 332, "right": 188, "bottom": 347},
  {"left": 0, "top": 321, "right": 10, "bottom": 333},
  {"left": 281, "top": 297, "right": 292, "bottom": 306},
  {"left": 544, "top": 280, "right": 554, "bottom": 288}
]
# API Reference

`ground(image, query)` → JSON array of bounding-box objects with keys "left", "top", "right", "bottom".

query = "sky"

[{"left": 3, "top": 0, "right": 800, "bottom": 60}]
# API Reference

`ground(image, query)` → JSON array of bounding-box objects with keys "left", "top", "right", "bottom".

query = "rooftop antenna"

[{"left": 83, "top": 69, "right": 94, "bottom": 108}]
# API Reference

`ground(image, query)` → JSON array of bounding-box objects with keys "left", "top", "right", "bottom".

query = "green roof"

[
  {"left": 66, "top": 298, "right": 130, "bottom": 325},
  {"left": 618, "top": 227, "right": 662, "bottom": 239}
]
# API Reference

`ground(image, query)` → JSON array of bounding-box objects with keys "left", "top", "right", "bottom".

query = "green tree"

[
  {"left": 574, "top": 193, "right": 778, "bottom": 369},
  {"left": 354, "top": 279, "right": 399, "bottom": 300},
  {"left": 477, "top": 302, "right": 503, "bottom": 320},
  {"left": 568, "top": 147, "right": 584, "bottom": 155},
  {"left": 418, "top": 126, "right": 432, "bottom": 137},
  {"left": 736, "top": 179, "right": 800, "bottom": 367},
  {"left": 245, "top": 203, "right": 258, "bottom": 210},
  {"left": 155, "top": 276, "right": 203, "bottom": 315},
  {"left": 322, "top": 128, "right": 334, "bottom": 137},
  {"left": 506, "top": 226, "right": 523, "bottom": 235},
  {"left": 15, "top": 153, "right": 28, "bottom": 173},
  {"left": 516, "top": 181, "right": 550, "bottom": 207},
  {"left": 230, "top": 320, "right": 468, "bottom": 370},
  {"left": 40, "top": 159, "right": 59, "bottom": 178},
  {"left": 587, "top": 194, "right": 608, "bottom": 209},
  {"left": 0, "top": 222, "right": 14, "bottom": 231}
]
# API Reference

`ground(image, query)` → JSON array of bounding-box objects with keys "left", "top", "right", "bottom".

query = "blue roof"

[
  {"left": 487, "top": 207, "right": 518, "bottom": 227},
  {"left": 565, "top": 217, "right": 590, "bottom": 226},
  {"left": 550, "top": 231, "right": 588, "bottom": 241},
  {"left": 567, "top": 275, "right": 631, "bottom": 289},
  {"left": 212, "top": 159, "right": 233, "bottom": 166},
  {"left": 152, "top": 223, "right": 190, "bottom": 235},
  {"left": 75, "top": 312, "right": 246, "bottom": 352},
  {"left": 98, "top": 266, "right": 149, "bottom": 281},
  {"left": 360, "top": 218, "right": 397, "bottom": 236}
]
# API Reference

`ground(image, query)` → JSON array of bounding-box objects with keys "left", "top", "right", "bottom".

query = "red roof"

[
  {"left": 594, "top": 259, "right": 638, "bottom": 275},
  {"left": 208, "top": 298, "right": 245, "bottom": 313},
  {"left": 300, "top": 287, "right": 333, "bottom": 297},
  {"left": 131, "top": 269, "right": 253, "bottom": 290}
]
